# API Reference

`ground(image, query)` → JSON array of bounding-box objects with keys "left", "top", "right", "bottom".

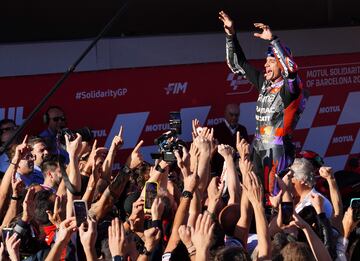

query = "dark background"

[{"left": 1, "top": 0, "right": 359, "bottom": 43}]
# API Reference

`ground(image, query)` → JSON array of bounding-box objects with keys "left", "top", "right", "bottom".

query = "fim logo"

[
  {"left": 165, "top": 82, "right": 188, "bottom": 95},
  {"left": 227, "top": 73, "right": 249, "bottom": 91}
]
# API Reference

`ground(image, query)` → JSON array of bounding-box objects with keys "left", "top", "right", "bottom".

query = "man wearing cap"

[{"left": 219, "top": 11, "right": 308, "bottom": 195}]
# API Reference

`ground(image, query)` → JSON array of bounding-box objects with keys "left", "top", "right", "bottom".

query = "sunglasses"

[
  {"left": 229, "top": 112, "right": 239, "bottom": 117},
  {"left": 51, "top": 116, "right": 66, "bottom": 122},
  {"left": 0, "top": 126, "right": 17, "bottom": 135}
]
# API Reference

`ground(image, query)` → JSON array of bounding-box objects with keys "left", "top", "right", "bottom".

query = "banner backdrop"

[{"left": 1, "top": 53, "right": 359, "bottom": 171}]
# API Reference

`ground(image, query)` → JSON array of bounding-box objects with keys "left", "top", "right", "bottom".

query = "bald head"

[{"left": 224, "top": 104, "right": 239, "bottom": 128}]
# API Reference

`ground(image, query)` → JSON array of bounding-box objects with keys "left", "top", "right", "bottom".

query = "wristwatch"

[
  {"left": 181, "top": 190, "right": 193, "bottom": 199},
  {"left": 121, "top": 165, "right": 133, "bottom": 176},
  {"left": 155, "top": 164, "right": 166, "bottom": 173},
  {"left": 112, "top": 256, "right": 124, "bottom": 261},
  {"left": 139, "top": 245, "right": 152, "bottom": 256},
  {"left": 11, "top": 195, "right": 21, "bottom": 200}
]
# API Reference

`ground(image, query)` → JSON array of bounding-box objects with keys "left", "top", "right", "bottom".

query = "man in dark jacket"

[{"left": 212, "top": 103, "right": 249, "bottom": 175}]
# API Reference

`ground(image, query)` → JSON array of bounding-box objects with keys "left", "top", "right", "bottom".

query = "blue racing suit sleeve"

[
  {"left": 270, "top": 37, "right": 298, "bottom": 78},
  {"left": 271, "top": 37, "right": 302, "bottom": 107}
]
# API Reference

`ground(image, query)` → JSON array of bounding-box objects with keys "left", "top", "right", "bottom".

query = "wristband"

[
  {"left": 155, "top": 164, "right": 166, "bottom": 173},
  {"left": 11, "top": 195, "right": 21, "bottom": 200},
  {"left": 10, "top": 162, "right": 18, "bottom": 167},
  {"left": 81, "top": 170, "right": 92, "bottom": 176},
  {"left": 139, "top": 245, "right": 151, "bottom": 256},
  {"left": 205, "top": 210, "right": 216, "bottom": 221},
  {"left": 152, "top": 220, "right": 162, "bottom": 229},
  {"left": 189, "top": 250, "right": 196, "bottom": 257},
  {"left": 186, "top": 244, "right": 196, "bottom": 255},
  {"left": 121, "top": 165, "right": 133, "bottom": 176},
  {"left": 181, "top": 190, "right": 193, "bottom": 199}
]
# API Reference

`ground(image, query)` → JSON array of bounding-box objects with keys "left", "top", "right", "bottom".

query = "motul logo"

[
  {"left": 92, "top": 129, "right": 107, "bottom": 138},
  {"left": 332, "top": 135, "right": 353, "bottom": 144},
  {"left": 319, "top": 106, "right": 341, "bottom": 114}
]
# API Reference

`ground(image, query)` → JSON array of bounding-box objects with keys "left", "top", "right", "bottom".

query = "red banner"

[{"left": 1, "top": 53, "right": 359, "bottom": 170}]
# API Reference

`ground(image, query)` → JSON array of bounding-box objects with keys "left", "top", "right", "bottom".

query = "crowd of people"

[
  {"left": 0, "top": 10, "right": 359, "bottom": 261},
  {"left": 0, "top": 106, "right": 358, "bottom": 261}
]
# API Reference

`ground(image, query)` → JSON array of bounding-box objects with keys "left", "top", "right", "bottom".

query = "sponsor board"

[{"left": 0, "top": 53, "right": 359, "bottom": 171}]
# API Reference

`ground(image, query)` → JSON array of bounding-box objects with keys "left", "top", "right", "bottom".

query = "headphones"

[{"left": 43, "top": 106, "right": 63, "bottom": 124}]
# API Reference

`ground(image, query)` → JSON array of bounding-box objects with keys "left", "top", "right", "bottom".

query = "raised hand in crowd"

[
  {"left": 217, "top": 143, "right": 234, "bottom": 160},
  {"left": 108, "top": 218, "right": 125, "bottom": 258},
  {"left": 193, "top": 136, "right": 210, "bottom": 194},
  {"left": 65, "top": 133, "right": 82, "bottom": 194},
  {"left": 45, "top": 217, "right": 77, "bottom": 261},
  {"left": 342, "top": 207, "right": 360, "bottom": 239},
  {"left": 128, "top": 199, "right": 145, "bottom": 233},
  {"left": 151, "top": 196, "right": 164, "bottom": 222},
  {"left": 218, "top": 143, "right": 241, "bottom": 204},
  {"left": 174, "top": 145, "right": 190, "bottom": 177},
  {"left": 11, "top": 172, "right": 24, "bottom": 200},
  {"left": 82, "top": 139, "right": 107, "bottom": 176},
  {"left": 193, "top": 136, "right": 211, "bottom": 157},
  {"left": 0, "top": 135, "right": 30, "bottom": 218},
  {"left": 5, "top": 233, "right": 21, "bottom": 261},
  {"left": 111, "top": 125, "right": 124, "bottom": 150},
  {"left": 197, "top": 125, "right": 217, "bottom": 156},
  {"left": 46, "top": 195, "right": 65, "bottom": 229},
  {"left": 164, "top": 163, "right": 199, "bottom": 253},
  {"left": 309, "top": 191, "right": 338, "bottom": 259},
  {"left": 290, "top": 212, "right": 332, "bottom": 261},
  {"left": 178, "top": 225, "right": 194, "bottom": 258},
  {"left": 207, "top": 176, "right": 224, "bottom": 214},
  {"left": 191, "top": 119, "right": 202, "bottom": 140},
  {"left": 319, "top": 166, "right": 343, "bottom": 231},
  {"left": 319, "top": 166, "right": 333, "bottom": 180},
  {"left": 88, "top": 140, "right": 145, "bottom": 221},
  {"left": 242, "top": 171, "right": 263, "bottom": 207},
  {"left": 1, "top": 171, "right": 25, "bottom": 228},
  {"left": 79, "top": 216, "right": 98, "bottom": 261},
  {"left": 142, "top": 227, "right": 161, "bottom": 256},
  {"left": 188, "top": 142, "right": 199, "bottom": 174},
  {"left": 281, "top": 170, "right": 294, "bottom": 197},
  {"left": 236, "top": 131, "right": 250, "bottom": 161},
  {"left": 239, "top": 156, "right": 253, "bottom": 180},
  {"left": 183, "top": 166, "right": 200, "bottom": 195},
  {"left": 65, "top": 133, "right": 82, "bottom": 159},
  {"left": 10, "top": 135, "right": 30, "bottom": 166},
  {"left": 269, "top": 188, "right": 282, "bottom": 210},
  {"left": 274, "top": 172, "right": 292, "bottom": 203},
  {"left": 21, "top": 187, "right": 35, "bottom": 223},
  {"left": 191, "top": 213, "right": 214, "bottom": 261},
  {"left": 57, "top": 217, "right": 77, "bottom": 243},
  {"left": 126, "top": 140, "right": 144, "bottom": 170},
  {"left": 82, "top": 149, "right": 105, "bottom": 206},
  {"left": 309, "top": 192, "right": 325, "bottom": 214},
  {"left": 242, "top": 171, "right": 271, "bottom": 260},
  {"left": 102, "top": 125, "right": 123, "bottom": 180}
]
